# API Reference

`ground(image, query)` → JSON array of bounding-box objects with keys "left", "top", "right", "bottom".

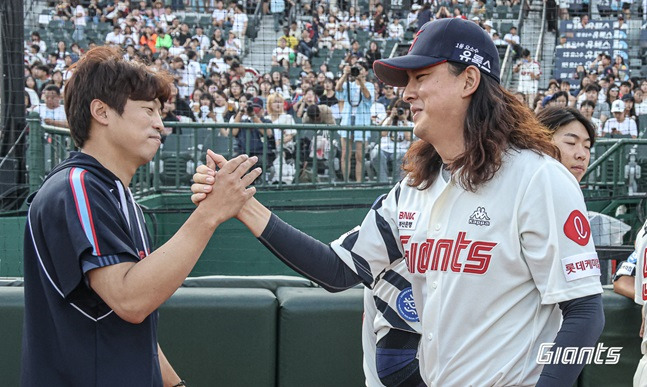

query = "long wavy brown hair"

[{"left": 402, "top": 63, "right": 558, "bottom": 192}]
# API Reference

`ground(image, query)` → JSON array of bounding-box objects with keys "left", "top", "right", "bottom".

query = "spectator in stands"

[
  {"left": 581, "top": 84, "right": 610, "bottom": 123},
  {"left": 318, "top": 77, "right": 338, "bottom": 107},
  {"left": 294, "top": 87, "right": 319, "bottom": 120},
  {"left": 575, "top": 14, "right": 593, "bottom": 29},
  {"left": 602, "top": 99, "right": 638, "bottom": 137},
  {"left": 155, "top": 28, "right": 173, "bottom": 50},
  {"left": 334, "top": 24, "right": 351, "bottom": 50},
  {"left": 70, "top": 0, "right": 87, "bottom": 41},
  {"left": 336, "top": 61, "right": 373, "bottom": 181},
  {"left": 26, "top": 44, "right": 46, "bottom": 67},
  {"left": 614, "top": 56, "right": 630, "bottom": 82},
  {"left": 387, "top": 15, "right": 404, "bottom": 41},
  {"left": 555, "top": 34, "right": 574, "bottom": 49},
  {"left": 607, "top": 85, "right": 620, "bottom": 107},
  {"left": 635, "top": 89, "right": 647, "bottom": 116},
  {"left": 51, "top": 70, "right": 65, "bottom": 95},
  {"left": 272, "top": 37, "right": 292, "bottom": 68},
  {"left": 232, "top": 3, "right": 249, "bottom": 39},
  {"left": 32, "top": 64, "right": 51, "bottom": 94},
  {"left": 514, "top": 49, "right": 541, "bottom": 108},
  {"left": 619, "top": 80, "right": 633, "bottom": 99},
  {"left": 159, "top": 6, "right": 177, "bottom": 27},
  {"left": 406, "top": 4, "right": 420, "bottom": 30},
  {"left": 25, "top": 76, "right": 40, "bottom": 107},
  {"left": 492, "top": 31, "right": 506, "bottom": 46},
  {"left": 579, "top": 100, "right": 603, "bottom": 134},
  {"left": 193, "top": 26, "right": 210, "bottom": 52},
  {"left": 230, "top": 60, "right": 260, "bottom": 88},
  {"left": 437, "top": 6, "right": 452, "bottom": 19},
  {"left": 225, "top": 30, "right": 242, "bottom": 56},
  {"left": 211, "top": 28, "right": 225, "bottom": 50},
  {"left": 377, "top": 84, "right": 397, "bottom": 109},
  {"left": 536, "top": 107, "right": 595, "bottom": 183},
  {"left": 266, "top": 92, "right": 296, "bottom": 167},
  {"left": 622, "top": 94, "right": 637, "bottom": 120},
  {"left": 614, "top": 14, "right": 628, "bottom": 29},
  {"left": 211, "top": 0, "right": 227, "bottom": 27},
  {"left": 297, "top": 30, "right": 315, "bottom": 63},
  {"left": 364, "top": 41, "right": 382, "bottom": 69},
  {"left": 169, "top": 37, "right": 186, "bottom": 57},
  {"left": 503, "top": 26, "right": 522, "bottom": 60},
  {"left": 105, "top": 25, "right": 126, "bottom": 46},
  {"left": 227, "top": 80, "right": 245, "bottom": 104},
  {"left": 344, "top": 6, "right": 360, "bottom": 31},
  {"left": 226, "top": 97, "right": 275, "bottom": 171},
  {"left": 35, "top": 84, "right": 69, "bottom": 128},
  {"left": 469, "top": 0, "right": 487, "bottom": 20},
  {"left": 140, "top": 26, "right": 158, "bottom": 53},
  {"left": 86, "top": 0, "right": 102, "bottom": 24},
  {"left": 271, "top": 0, "right": 286, "bottom": 33},
  {"left": 372, "top": 3, "right": 388, "bottom": 38},
  {"left": 29, "top": 31, "right": 47, "bottom": 54},
  {"left": 207, "top": 48, "right": 229, "bottom": 74},
  {"left": 282, "top": 27, "right": 299, "bottom": 50},
  {"left": 547, "top": 91, "right": 570, "bottom": 108},
  {"left": 373, "top": 99, "right": 412, "bottom": 183},
  {"left": 483, "top": 20, "right": 495, "bottom": 37},
  {"left": 560, "top": 80, "right": 577, "bottom": 107}
]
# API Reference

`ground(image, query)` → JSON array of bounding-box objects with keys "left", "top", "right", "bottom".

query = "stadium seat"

[
  {"left": 183, "top": 15, "right": 198, "bottom": 26},
  {"left": 198, "top": 15, "right": 211, "bottom": 28},
  {"left": 47, "top": 19, "right": 63, "bottom": 30},
  {"left": 288, "top": 66, "right": 302, "bottom": 80}
]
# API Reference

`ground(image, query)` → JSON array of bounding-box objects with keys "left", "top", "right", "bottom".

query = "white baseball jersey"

[
  {"left": 633, "top": 223, "right": 647, "bottom": 354},
  {"left": 362, "top": 261, "right": 423, "bottom": 387},
  {"left": 517, "top": 60, "right": 541, "bottom": 95},
  {"left": 331, "top": 149, "right": 603, "bottom": 386}
]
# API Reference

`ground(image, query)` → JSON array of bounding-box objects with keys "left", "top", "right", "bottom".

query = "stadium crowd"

[{"left": 23, "top": 0, "right": 647, "bottom": 183}]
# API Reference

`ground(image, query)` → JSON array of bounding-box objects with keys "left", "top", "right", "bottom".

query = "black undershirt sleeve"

[
  {"left": 535, "top": 294, "right": 605, "bottom": 387},
  {"left": 258, "top": 213, "right": 363, "bottom": 292}
]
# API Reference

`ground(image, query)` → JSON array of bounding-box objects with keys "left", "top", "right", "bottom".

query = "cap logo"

[
  {"left": 409, "top": 29, "right": 423, "bottom": 52},
  {"left": 454, "top": 43, "right": 491, "bottom": 73}
]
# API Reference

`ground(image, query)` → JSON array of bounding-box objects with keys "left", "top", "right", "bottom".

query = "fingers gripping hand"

[
  {"left": 191, "top": 150, "right": 225, "bottom": 205},
  {"left": 194, "top": 152, "right": 262, "bottom": 222}
]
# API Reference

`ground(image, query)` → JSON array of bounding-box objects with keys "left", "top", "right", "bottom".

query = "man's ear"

[
  {"left": 461, "top": 66, "right": 481, "bottom": 98},
  {"left": 89, "top": 99, "right": 110, "bottom": 126}
]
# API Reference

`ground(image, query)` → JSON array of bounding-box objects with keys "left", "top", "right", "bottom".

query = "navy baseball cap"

[{"left": 373, "top": 18, "right": 501, "bottom": 86}]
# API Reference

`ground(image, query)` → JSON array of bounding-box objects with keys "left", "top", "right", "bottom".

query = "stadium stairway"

[
  {"left": 512, "top": 0, "right": 547, "bottom": 90},
  {"left": 243, "top": 16, "right": 283, "bottom": 75}
]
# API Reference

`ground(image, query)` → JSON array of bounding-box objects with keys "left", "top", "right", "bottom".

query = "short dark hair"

[
  {"left": 43, "top": 84, "right": 61, "bottom": 95},
  {"left": 64, "top": 46, "right": 173, "bottom": 148},
  {"left": 580, "top": 100, "right": 596, "bottom": 109},
  {"left": 584, "top": 84, "right": 600, "bottom": 93},
  {"left": 536, "top": 106, "right": 596, "bottom": 147}
]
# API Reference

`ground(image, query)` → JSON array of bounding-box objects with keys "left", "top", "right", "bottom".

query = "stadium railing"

[{"left": 26, "top": 114, "right": 413, "bottom": 197}]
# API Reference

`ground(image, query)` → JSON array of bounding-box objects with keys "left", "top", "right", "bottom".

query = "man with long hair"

[{"left": 191, "top": 18, "right": 604, "bottom": 386}]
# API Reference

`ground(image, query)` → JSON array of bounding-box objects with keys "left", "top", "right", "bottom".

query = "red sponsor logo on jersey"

[
  {"left": 401, "top": 231, "right": 497, "bottom": 275},
  {"left": 563, "top": 210, "right": 591, "bottom": 246},
  {"left": 399, "top": 211, "right": 416, "bottom": 220}
]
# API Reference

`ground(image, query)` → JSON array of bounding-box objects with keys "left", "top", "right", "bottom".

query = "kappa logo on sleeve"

[{"left": 563, "top": 210, "right": 591, "bottom": 246}]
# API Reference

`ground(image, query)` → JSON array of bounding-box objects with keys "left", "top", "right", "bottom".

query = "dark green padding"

[
  {"left": 577, "top": 287, "right": 642, "bottom": 387},
  {"left": 182, "top": 275, "right": 314, "bottom": 291},
  {"left": 276, "top": 287, "right": 365, "bottom": 387},
  {"left": 158, "top": 287, "right": 278, "bottom": 387},
  {"left": 0, "top": 287, "right": 24, "bottom": 387}
]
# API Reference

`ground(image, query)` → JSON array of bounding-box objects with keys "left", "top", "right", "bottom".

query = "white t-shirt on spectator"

[
  {"left": 503, "top": 33, "right": 520, "bottom": 47},
  {"left": 105, "top": 32, "right": 125, "bottom": 45},
  {"left": 186, "top": 60, "right": 203, "bottom": 96},
  {"left": 602, "top": 117, "right": 638, "bottom": 137},
  {"left": 169, "top": 45, "right": 186, "bottom": 57},
  {"left": 273, "top": 46, "right": 291, "bottom": 64},
  {"left": 387, "top": 23, "right": 404, "bottom": 40},
  {"left": 193, "top": 34, "right": 211, "bottom": 51},
  {"left": 74, "top": 5, "right": 87, "bottom": 27},
  {"left": 233, "top": 13, "right": 248, "bottom": 34},
  {"left": 35, "top": 104, "right": 67, "bottom": 126},
  {"left": 635, "top": 101, "right": 647, "bottom": 116},
  {"left": 212, "top": 8, "right": 227, "bottom": 23},
  {"left": 208, "top": 57, "right": 230, "bottom": 74}
]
